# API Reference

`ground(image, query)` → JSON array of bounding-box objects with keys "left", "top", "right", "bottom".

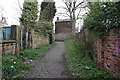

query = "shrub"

[{"left": 74, "top": 32, "right": 89, "bottom": 58}]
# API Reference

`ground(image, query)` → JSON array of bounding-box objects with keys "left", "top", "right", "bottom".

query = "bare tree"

[{"left": 56, "top": 0, "right": 86, "bottom": 35}]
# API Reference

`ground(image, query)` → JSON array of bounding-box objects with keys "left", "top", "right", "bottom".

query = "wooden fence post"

[
  {"left": 11, "top": 25, "right": 20, "bottom": 55},
  {"left": 16, "top": 25, "right": 20, "bottom": 55}
]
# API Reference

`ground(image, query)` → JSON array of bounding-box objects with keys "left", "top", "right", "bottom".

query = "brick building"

[{"left": 55, "top": 17, "right": 72, "bottom": 40}]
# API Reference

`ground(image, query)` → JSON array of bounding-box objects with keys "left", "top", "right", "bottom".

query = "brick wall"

[
  {"left": 96, "top": 39, "right": 105, "bottom": 70},
  {"left": 55, "top": 21, "right": 72, "bottom": 34},
  {"left": 95, "top": 28, "right": 120, "bottom": 78},
  {"left": 81, "top": 27, "right": 120, "bottom": 78},
  {"left": 0, "top": 40, "right": 16, "bottom": 55},
  {"left": 55, "top": 21, "right": 72, "bottom": 40}
]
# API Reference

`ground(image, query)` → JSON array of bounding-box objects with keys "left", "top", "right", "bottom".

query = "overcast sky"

[{"left": 0, "top": 0, "right": 87, "bottom": 31}]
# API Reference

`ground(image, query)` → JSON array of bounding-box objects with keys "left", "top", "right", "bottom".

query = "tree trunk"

[
  {"left": 23, "top": 28, "right": 26, "bottom": 50},
  {"left": 72, "top": 19, "right": 76, "bottom": 36},
  {"left": 28, "top": 28, "right": 31, "bottom": 49},
  {"left": 26, "top": 27, "right": 29, "bottom": 49},
  {"left": 20, "top": 25, "right": 23, "bottom": 50},
  {"left": 72, "top": 2, "right": 76, "bottom": 36},
  {"left": 29, "top": 29, "right": 32, "bottom": 49}
]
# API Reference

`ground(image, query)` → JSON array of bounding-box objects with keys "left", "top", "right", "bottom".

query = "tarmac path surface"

[{"left": 25, "top": 42, "right": 70, "bottom": 78}]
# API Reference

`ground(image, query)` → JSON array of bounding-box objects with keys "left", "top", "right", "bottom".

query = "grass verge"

[
  {"left": 2, "top": 44, "right": 54, "bottom": 79},
  {"left": 65, "top": 39, "right": 112, "bottom": 79}
]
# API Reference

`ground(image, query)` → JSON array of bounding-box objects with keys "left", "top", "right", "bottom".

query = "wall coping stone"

[{"left": 0, "top": 40, "right": 16, "bottom": 44}]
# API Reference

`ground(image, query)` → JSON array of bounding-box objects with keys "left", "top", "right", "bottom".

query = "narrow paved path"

[{"left": 25, "top": 42, "right": 69, "bottom": 78}]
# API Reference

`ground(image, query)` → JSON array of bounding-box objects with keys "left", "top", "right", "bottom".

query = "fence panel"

[{"left": 0, "top": 27, "right": 11, "bottom": 40}]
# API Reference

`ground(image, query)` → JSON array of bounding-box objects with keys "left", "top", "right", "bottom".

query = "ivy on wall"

[
  {"left": 35, "top": 21, "right": 54, "bottom": 44},
  {"left": 35, "top": 21, "right": 53, "bottom": 36}
]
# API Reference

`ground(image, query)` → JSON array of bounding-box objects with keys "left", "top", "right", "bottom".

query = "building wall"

[
  {"left": 55, "top": 21, "right": 72, "bottom": 40},
  {"left": 55, "top": 33, "right": 71, "bottom": 41}
]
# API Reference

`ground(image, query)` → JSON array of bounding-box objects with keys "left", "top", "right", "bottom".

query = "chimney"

[{"left": 57, "top": 17, "right": 59, "bottom": 20}]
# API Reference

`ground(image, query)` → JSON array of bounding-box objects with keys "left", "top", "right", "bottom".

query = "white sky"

[{"left": 0, "top": 0, "right": 87, "bottom": 31}]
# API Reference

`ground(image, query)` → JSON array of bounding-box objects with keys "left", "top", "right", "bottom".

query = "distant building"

[{"left": 55, "top": 17, "right": 72, "bottom": 40}]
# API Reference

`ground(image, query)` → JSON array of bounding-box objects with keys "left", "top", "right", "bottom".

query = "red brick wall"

[
  {"left": 104, "top": 36, "right": 120, "bottom": 77},
  {"left": 55, "top": 21, "right": 72, "bottom": 40},
  {"left": 96, "top": 28, "right": 120, "bottom": 78},
  {"left": 55, "top": 21, "right": 72, "bottom": 34},
  {"left": 96, "top": 39, "right": 104, "bottom": 70}
]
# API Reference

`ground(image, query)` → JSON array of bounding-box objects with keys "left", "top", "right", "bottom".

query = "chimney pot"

[{"left": 57, "top": 17, "right": 59, "bottom": 20}]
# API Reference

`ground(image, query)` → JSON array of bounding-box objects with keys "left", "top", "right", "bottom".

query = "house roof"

[{"left": 55, "top": 19, "right": 71, "bottom": 23}]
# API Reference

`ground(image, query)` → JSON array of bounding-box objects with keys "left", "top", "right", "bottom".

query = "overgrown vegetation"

[
  {"left": 83, "top": 2, "right": 120, "bottom": 37},
  {"left": 2, "top": 44, "right": 52, "bottom": 78},
  {"left": 74, "top": 31, "right": 97, "bottom": 62},
  {"left": 65, "top": 39, "right": 112, "bottom": 79},
  {"left": 67, "top": 1, "right": 120, "bottom": 78}
]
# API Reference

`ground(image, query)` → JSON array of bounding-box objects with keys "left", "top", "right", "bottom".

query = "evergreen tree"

[
  {"left": 20, "top": 1, "right": 39, "bottom": 28},
  {"left": 39, "top": 0, "right": 56, "bottom": 21}
]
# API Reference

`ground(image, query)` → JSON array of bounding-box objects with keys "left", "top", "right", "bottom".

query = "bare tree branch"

[
  {"left": 57, "top": 0, "right": 87, "bottom": 35},
  {"left": 77, "top": 8, "right": 81, "bottom": 19},
  {"left": 72, "top": 1, "right": 84, "bottom": 12},
  {"left": 56, "top": 12, "right": 70, "bottom": 17}
]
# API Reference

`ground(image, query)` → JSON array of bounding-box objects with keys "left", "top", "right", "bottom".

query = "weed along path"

[{"left": 25, "top": 42, "right": 69, "bottom": 78}]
